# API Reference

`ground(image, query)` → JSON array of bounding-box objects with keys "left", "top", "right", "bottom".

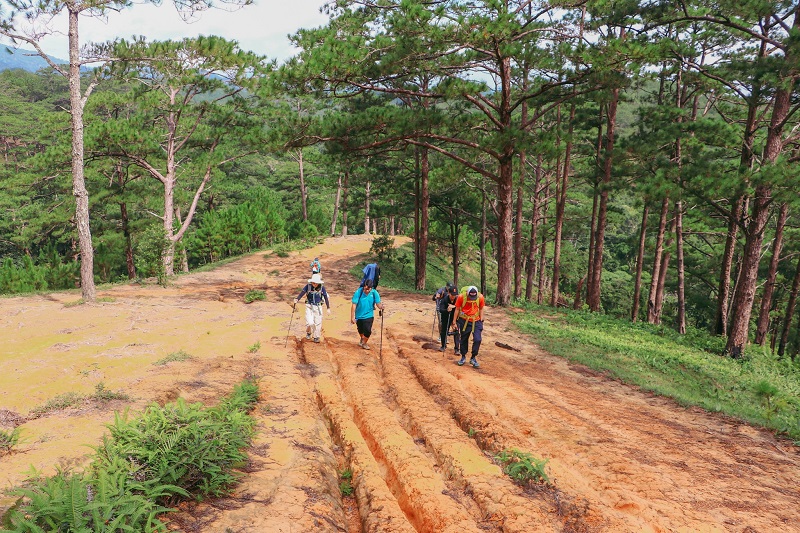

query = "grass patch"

[
  {"left": 0, "top": 427, "right": 21, "bottom": 455},
  {"left": 152, "top": 350, "right": 193, "bottom": 366},
  {"left": 495, "top": 449, "right": 549, "bottom": 486},
  {"left": 247, "top": 341, "right": 261, "bottom": 354},
  {"left": 90, "top": 383, "right": 131, "bottom": 402},
  {"left": 244, "top": 289, "right": 266, "bottom": 304},
  {"left": 63, "top": 298, "right": 84, "bottom": 308},
  {"left": 512, "top": 304, "right": 800, "bottom": 442},
  {"left": 2, "top": 380, "right": 260, "bottom": 531},
  {"left": 338, "top": 468, "right": 354, "bottom": 496},
  {"left": 29, "top": 392, "right": 85, "bottom": 418}
]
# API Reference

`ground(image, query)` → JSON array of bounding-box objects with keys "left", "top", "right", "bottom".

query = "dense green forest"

[{"left": 2, "top": 0, "right": 800, "bottom": 360}]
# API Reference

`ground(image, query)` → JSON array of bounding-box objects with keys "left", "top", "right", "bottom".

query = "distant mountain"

[{"left": 1, "top": 47, "right": 67, "bottom": 72}]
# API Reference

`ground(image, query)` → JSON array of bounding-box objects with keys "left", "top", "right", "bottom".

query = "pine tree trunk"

[
  {"left": 675, "top": 200, "right": 686, "bottom": 334},
  {"left": 331, "top": 175, "right": 341, "bottom": 236},
  {"left": 364, "top": 180, "right": 371, "bottom": 234},
  {"left": 525, "top": 156, "right": 542, "bottom": 301},
  {"left": 342, "top": 170, "right": 349, "bottom": 237},
  {"left": 648, "top": 196, "right": 670, "bottom": 323},
  {"left": 417, "top": 147, "right": 430, "bottom": 291},
  {"left": 587, "top": 83, "right": 619, "bottom": 312},
  {"left": 584, "top": 185, "right": 598, "bottom": 309},
  {"left": 68, "top": 7, "right": 95, "bottom": 301},
  {"left": 714, "top": 195, "right": 744, "bottom": 335},
  {"left": 120, "top": 202, "right": 136, "bottom": 279},
  {"left": 755, "top": 203, "right": 789, "bottom": 345},
  {"left": 514, "top": 154, "right": 525, "bottom": 300},
  {"left": 537, "top": 178, "right": 550, "bottom": 305},
  {"left": 551, "top": 104, "right": 574, "bottom": 307},
  {"left": 297, "top": 149, "right": 307, "bottom": 222},
  {"left": 631, "top": 203, "right": 649, "bottom": 322},
  {"left": 779, "top": 255, "right": 800, "bottom": 357},
  {"left": 653, "top": 217, "right": 676, "bottom": 325},
  {"left": 480, "top": 189, "right": 487, "bottom": 295}
]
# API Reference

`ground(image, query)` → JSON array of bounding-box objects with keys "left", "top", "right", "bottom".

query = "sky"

[{"left": 6, "top": 0, "right": 330, "bottom": 63}]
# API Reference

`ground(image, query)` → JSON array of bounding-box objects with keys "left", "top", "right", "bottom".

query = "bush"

[
  {"left": 244, "top": 289, "right": 266, "bottom": 304},
  {"left": 370, "top": 234, "right": 395, "bottom": 262},
  {"left": 0, "top": 427, "right": 21, "bottom": 455},
  {"left": 134, "top": 225, "right": 169, "bottom": 287},
  {"left": 494, "top": 449, "right": 549, "bottom": 486},
  {"left": 3, "top": 380, "right": 260, "bottom": 531}
]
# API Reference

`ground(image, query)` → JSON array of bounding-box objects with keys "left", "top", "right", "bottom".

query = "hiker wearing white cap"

[
  {"left": 293, "top": 273, "right": 331, "bottom": 343},
  {"left": 451, "top": 285, "right": 485, "bottom": 368}
]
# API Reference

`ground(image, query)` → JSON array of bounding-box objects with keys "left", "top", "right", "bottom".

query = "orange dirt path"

[{"left": 1, "top": 234, "right": 798, "bottom": 532}]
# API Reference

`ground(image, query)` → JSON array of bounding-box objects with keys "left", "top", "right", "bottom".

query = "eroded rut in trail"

[{"left": 1, "top": 235, "right": 798, "bottom": 532}]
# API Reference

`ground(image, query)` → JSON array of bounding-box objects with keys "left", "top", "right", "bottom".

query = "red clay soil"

[{"left": 1, "top": 234, "right": 798, "bottom": 532}]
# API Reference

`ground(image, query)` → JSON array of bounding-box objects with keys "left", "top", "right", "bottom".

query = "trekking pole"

[
  {"left": 379, "top": 309, "right": 385, "bottom": 358},
  {"left": 431, "top": 305, "right": 438, "bottom": 343},
  {"left": 284, "top": 303, "right": 296, "bottom": 347}
]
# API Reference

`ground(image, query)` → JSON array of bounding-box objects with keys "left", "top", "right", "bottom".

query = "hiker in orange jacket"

[{"left": 451, "top": 285, "right": 485, "bottom": 368}]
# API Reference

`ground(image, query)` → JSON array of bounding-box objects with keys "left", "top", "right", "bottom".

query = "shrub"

[
  {"left": 370, "top": 234, "right": 395, "bottom": 262},
  {"left": 134, "top": 225, "right": 169, "bottom": 287},
  {"left": 495, "top": 449, "right": 549, "bottom": 486},
  {"left": 244, "top": 289, "right": 266, "bottom": 304},
  {"left": 152, "top": 350, "right": 192, "bottom": 366},
  {"left": 0, "top": 427, "right": 21, "bottom": 455}
]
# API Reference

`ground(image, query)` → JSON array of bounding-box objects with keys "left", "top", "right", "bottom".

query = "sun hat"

[{"left": 308, "top": 273, "right": 323, "bottom": 284}]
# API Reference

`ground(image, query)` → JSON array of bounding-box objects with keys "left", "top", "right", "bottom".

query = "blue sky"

[{"left": 8, "top": 0, "right": 329, "bottom": 63}]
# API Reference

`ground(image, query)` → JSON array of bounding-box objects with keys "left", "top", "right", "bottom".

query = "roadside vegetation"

[
  {"left": 513, "top": 304, "right": 800, "bottom": 443},
  {"left": 0, "top": 379, "right": 259, "bottom": 532}
]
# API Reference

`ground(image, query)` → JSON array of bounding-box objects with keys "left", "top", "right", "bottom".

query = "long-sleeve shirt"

[{"left": 296, "top": 284, "right": 330, "bottom": 308}]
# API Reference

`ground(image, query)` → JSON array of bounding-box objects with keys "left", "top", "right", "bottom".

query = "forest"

[{"left": 1, "top": 0, "right": 800, "bottom": 360}]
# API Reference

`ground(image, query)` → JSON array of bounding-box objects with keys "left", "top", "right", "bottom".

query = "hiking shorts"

[{"left": 356, "top": 317, "right": 375, "bottom": 339}]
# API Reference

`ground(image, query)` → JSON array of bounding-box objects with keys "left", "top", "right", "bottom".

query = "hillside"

[
  {"left": 0, "top": 47, "right": 66, "bottom": 72},
  {"left": 0, "top": 235, "right": 798, "bottom": 531}
]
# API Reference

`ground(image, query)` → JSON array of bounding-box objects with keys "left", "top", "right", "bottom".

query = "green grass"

[
  {"left": 495, "top": 449, "right": 549, "bottom": 486},
  {"left": 152, "top": 350, "right": 193, "bottom": 366},
  {"left": 512, "top": 303, "right": 800, "bottom": 442},
  {"left": 338, "top": 468, "right": 354, "bottom": 496},
  {"left": 0, "top": 427, "right": 21, "bottom": 455},
  {"left": 244, "top": 289, "right": 266, "bottom": 304},
  {"left": 247, "top": 341, "right": 261, "bottom": 353}
]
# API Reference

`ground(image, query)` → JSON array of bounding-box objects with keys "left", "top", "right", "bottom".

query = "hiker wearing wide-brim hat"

[{"left": 293, "top": 273, "right": 331, "bottom": 343}]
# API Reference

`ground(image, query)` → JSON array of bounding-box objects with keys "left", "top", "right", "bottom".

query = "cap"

[
  {"left": 467, "top": 286, "right": 478, "bottom": 299},
  {"left": 448, "top": 286, "right": 458, "bottom": 295}
]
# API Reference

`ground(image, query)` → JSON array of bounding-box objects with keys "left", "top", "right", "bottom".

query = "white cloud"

[{"left": 7, "top": 0, "right": 329, "bottom": 63}]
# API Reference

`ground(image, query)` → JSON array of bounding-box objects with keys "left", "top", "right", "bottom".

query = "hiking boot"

[
  {"left": 305, "top": 332, "right": 312, "bottom": 340},
  {"left": 438, "top": 346, "right": 446, "bottom": 352},
  {"left": 362, "top": 343, "right": 371, "bottom": 350},
  {"left": 313, "top": 337, "right": 320, "bottom": 343},
  {"left": 457, "top": 356, "right": 465, "bottom": 366},
  {"left": 470, "top": 357, "right": 480, "bottom": 369}
]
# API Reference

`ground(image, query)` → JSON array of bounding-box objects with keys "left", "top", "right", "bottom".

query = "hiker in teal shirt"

[{"left": 350, "top": 279, "right": 384, "bottom": 350}]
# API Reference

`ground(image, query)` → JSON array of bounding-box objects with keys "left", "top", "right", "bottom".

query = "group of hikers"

[
  {"left": 292, "top": 257, "right": 485, "bottom": 368},
  {"left": 292, "top": 259, "right": 384, "bottom": 349}
]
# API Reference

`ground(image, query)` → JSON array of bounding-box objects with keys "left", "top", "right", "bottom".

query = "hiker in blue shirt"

[
  {"left": 350, "top": 279, "right": 384, "bottom": 350},
  {"left": 433, "top": 282, "right": 460, "bottom": 354},
  {"left": 359, "top": 262, "right": 380, "bottom": 289},
  {"left": 293, "top": 273, "right": 331, "bottom": 343}
]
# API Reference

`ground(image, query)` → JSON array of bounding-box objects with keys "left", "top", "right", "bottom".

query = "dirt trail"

[{"left": 1, "top": 235, "right": 799, "bottom": 532}]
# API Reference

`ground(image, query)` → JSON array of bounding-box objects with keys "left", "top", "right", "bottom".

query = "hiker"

[
  {"left": 359, "top": 262, "right": 380, "bottom": 289},
  {"left": 350, "top": 278, "right": 384, "bottom": 350},
  {"left": 433, "top": 282, "right": 460, "bottom": 353},
  {"left": 451, "top": 285, "right": 485, "bottom": 368},
  {"left": 293, "top": 273, "right": 331, "bottom": 343},
  {"left": 310, "top": 257, "right": 322, "bottom": 274}
]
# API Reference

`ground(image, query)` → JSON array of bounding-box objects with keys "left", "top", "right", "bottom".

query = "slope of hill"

[{"left": 0, "top": 46, "right": 67, "bottom": 72}]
